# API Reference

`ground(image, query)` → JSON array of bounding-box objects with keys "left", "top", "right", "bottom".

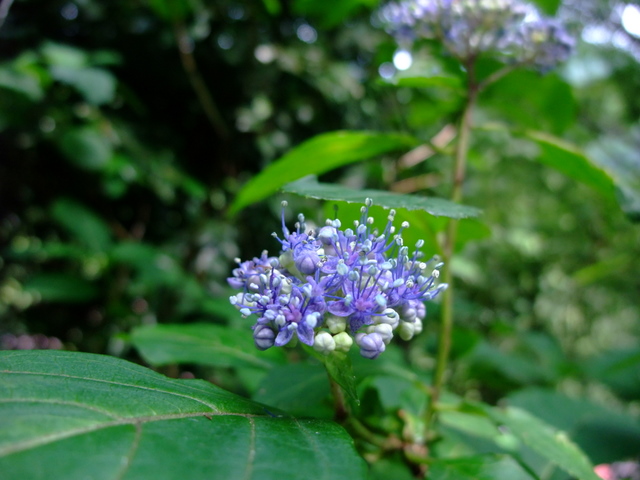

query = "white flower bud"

[
  {"left": 313, "top": 331, "right": 336, "bottom": 355},
  {"left": 375, "top": 308, "right": 399, "bottom": 329}
]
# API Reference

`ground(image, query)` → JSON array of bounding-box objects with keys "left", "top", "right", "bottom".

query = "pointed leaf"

[
  {"left": 0, "top": 350, "right": 367, "bottom": 480},
  {"left": 229, "top": 131, "right": 418, "bottom": 215},
  {"left": 429, "top": 454, "right": 534, "bottom": 480},
  {"left": 283, "top": 178, "right": 481, "bottom": 219},
  {"left": 481, "top": 405, "right": 601, "bottom": 480},
  {"left": 524, "top": 130, "right": 616, "bottom": 201}
]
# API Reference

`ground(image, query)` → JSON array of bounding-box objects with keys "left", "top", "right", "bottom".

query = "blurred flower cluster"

[
  {"left": 380, "top": 0, "right": 574, "bottom": 71},
  {"left": 228, "top": 200, "right": 446, "bottom": 359}
]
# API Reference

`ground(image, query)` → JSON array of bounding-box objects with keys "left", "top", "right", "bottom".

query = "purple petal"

[
  {"left": 296, "top": 322, "right": 315, "bottom": 346},
  {"left": 328, "top": 301, "right": 354, "bottom": 317},
  {"left": 274, "top": 326, "right": 294, "bottom": 346}
]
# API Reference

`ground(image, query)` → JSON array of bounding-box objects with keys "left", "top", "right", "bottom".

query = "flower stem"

[{"left": 424, "top": 61, "right": 478, "bottom": 436}]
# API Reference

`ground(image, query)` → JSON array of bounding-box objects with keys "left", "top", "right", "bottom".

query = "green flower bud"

[{"left": 333, "top": 332, "right": 353, "bottom": 353}]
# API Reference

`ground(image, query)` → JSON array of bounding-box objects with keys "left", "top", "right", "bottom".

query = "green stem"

[
  {"left": 327, "top": 372, "right": 349, "bottom": 423},
  {"left": 424, "top": 62, "right": 478, "bottom": 436}
]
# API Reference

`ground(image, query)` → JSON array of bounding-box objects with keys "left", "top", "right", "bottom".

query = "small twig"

[{"left": 172, "top": 21, "right": 230, "bottom": 140}]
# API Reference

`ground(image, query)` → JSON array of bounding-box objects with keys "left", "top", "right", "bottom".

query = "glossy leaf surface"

[
  {"left": 229, "top": 131, "right": 418, "bottom": 215},
  {"left": 0, "top": 350, "right": 367, "bottom": 480}
]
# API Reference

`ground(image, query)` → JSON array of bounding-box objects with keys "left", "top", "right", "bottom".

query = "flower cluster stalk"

[{"left": 424, "top": 61, "right": 478, "bottom": 435}]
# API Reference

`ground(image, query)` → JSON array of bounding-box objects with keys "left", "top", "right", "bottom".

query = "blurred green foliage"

[{"left": 1, "top": 0, "right": 640, "bottom": 478}]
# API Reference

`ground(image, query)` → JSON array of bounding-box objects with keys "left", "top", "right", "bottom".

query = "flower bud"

[
  {"left": 333, "top": 332, "right": 353, "bottom": 352},
  {"left": 326, "top": 315, "right": 346, "bottom": 334},
  {"left": 367, "top": 323, "right": 393, "bottom": 345},
  {"left": 375, "top": 308, "right": 399, "bottom": 329},
  {"left": 398, "top": 321, "right": 415, "bottom": 341},
  {"left": 253, "top": 325, "right": 276, "bottom": 350},
  {"left": 356, "top": 332, "right": 386, "bottom": 359},
  {"left": 313, "top": 331, "right": 336, "bottom": 355},
  {"left": 294, "top": 248, "right": 320, "bottom": 275}
]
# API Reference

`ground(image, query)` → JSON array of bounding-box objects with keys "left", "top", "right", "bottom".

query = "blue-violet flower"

[{"left": 228, "top": 199, "right": 447, "bottom": 359}]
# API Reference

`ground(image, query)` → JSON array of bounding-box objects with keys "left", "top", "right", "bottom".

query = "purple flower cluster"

[
  {"left": 380, "top": 0, "right": 574, "bottom": 71},
  {"left": 228, "top": 199, "right": 447, "bottom": 359}
]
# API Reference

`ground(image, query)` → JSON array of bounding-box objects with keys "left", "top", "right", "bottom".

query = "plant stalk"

[{"left": 424, "top": 62, "right": 478, "bottom": 436}]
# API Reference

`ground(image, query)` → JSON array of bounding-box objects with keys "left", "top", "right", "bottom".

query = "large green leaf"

[
  {"left": 481, "top": 405, "right": 602, "bottom": 480},
  {"left": 508, "top": 388, "right": 640, "bottom": 464},
  {"left": 131, "top": 323, "right": 287, "bottom": 370},
  {"left": 283, "top": 178, "right": 481, "bottom": 219},
  {"left": 229, "top": 131, "right": 418, "bottom": 215},
  {"left": 429, "top": 454, "right": 534, "bottom": 480},
  {"left": 0, "top": 350, "right": 367, "bottom": 480}
]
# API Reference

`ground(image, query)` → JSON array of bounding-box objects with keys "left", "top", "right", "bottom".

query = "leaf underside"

[{"left": 282, "top": 178, "right": 482, "bottom": 219}]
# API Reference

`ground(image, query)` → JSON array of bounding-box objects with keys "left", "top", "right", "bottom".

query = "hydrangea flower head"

[
  {"left": 380, "top": 0, "right": 574, "bottom": 71},
  {"left": 228, "top": 199, "right": 447, "bottom": 359}
]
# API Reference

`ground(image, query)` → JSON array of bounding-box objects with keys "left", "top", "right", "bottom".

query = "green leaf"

[
  {"left": 0, "top": 65, "right": 43, "bottom": 101},
  {"left": 587, "top": 129, "right": 640, "bottom": 221},
  {"left": 429, "top": 454, "right": 534, "bottom": 480},
  {"left": 482, "top": 70, "right": 576, "bottom": 134},
  {"left": 57, "top": 126, "right": 113, "bottom": 171},
  {"left": 322, "top": 351, "right": 360, "bottom": 407},
  {"left": 393, "top": 75, "right": 463, "bottom": 90},
  {"left": 530, "top": 0, "right": 561, "bottom": 15},
  {"left": 583, "top": 347, "right": 640, "bottom": 401},
  {"left": 0, "top": 350, "right": 367, "bottom": 480},
  {"left": 147, "top": 0, "right": 193, "bottom": 21},
  {"left": 262, "top": 0, "right": 282, "bottom": 15},
  {"left": 50, "top": 197, "right": 112, "bottom": 252},
  {"left": 253, "top": 364, "right": 333, "bottom": 418},
  {"left": 524, "top": 130, "right": 617, "bottom": 201},
  {"left": 229, "top": 131, "right": 418, "bottom": 215},
  {"left": 131, "top": 323, "right": 286, "bottom": 370},
  {"left": 292, "top": 0, "right": 377, "bottom": 28},
  {"left": 283, "top": 178, "right": 481, "bottom": 219},
  {"left": 50, "top": 66, "right": 116, "bottom": 105},
  {"left": 41, "top": 42, "right": 88, "bottom": 68},
  {"left": 480, "top": 405, "right": 602, "bottom": 480},
  {"left": 23, "top": 273, "right": 98, "bottom": 303},
  {"left": 508, "top": 388, "right": 640, "bottom": 464}
]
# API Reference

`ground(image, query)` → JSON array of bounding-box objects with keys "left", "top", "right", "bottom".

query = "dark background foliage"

[{"left": 1, "top": 0, "right": 640, "bottom": 477}]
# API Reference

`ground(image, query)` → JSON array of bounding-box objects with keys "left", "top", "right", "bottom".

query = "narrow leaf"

[
  {"left": 524, "top": 130, "right": 617, "bottom": 201},
  {"left": 283, "top": 178, "right": 481, "bottom": 219},
  {"left": 0, "top": 350, "right": 367, "bottom": 480},
  {"left": 229, "top": 131, "right": 418, "bottom": 215}
]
